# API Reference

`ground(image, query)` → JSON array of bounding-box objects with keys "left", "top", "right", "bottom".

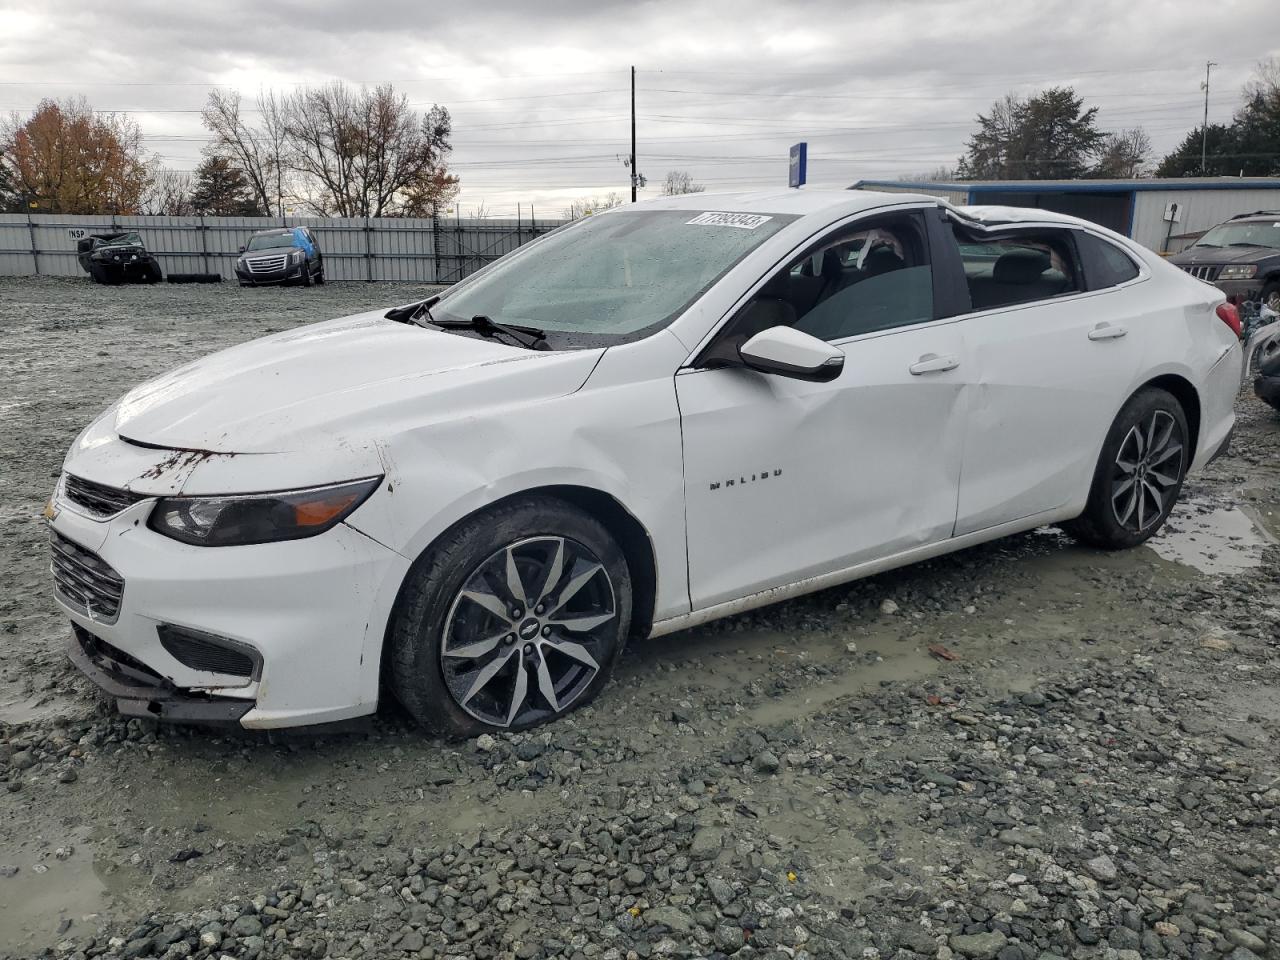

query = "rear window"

[{"left": 1076, "top": 232, "right": 1140, "bottom": 289}]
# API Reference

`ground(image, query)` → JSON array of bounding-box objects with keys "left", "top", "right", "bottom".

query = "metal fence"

[{"left": 0, "top": 213, "right": 569, "bottom": 283}]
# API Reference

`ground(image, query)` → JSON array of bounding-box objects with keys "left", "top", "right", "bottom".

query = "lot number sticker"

[{"left": 686, "top": 212, "right": 773, "bottom": 229}]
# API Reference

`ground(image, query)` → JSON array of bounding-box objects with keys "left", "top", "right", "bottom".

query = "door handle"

[
  {"left": 1088, "top": 322, "right": 1128, "bottom": 341},
  {"left": 908, "top": 353, "right": 960, "bottom": 375}
]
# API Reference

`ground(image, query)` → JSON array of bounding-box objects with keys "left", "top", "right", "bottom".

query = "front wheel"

[
  {"left": 1063, "top": 388, "right": 1188, "bottom": 549},
  {"left": 388, "top": 496, "right": 632, "bottom": 737}
]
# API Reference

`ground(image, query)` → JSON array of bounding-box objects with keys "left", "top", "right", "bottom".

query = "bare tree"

[
  {"left": 283, "top": 83, "right": 457, "bottom": 217},
  {"left": 897, "top": 165, "right": 957, "bottom": 182},
  {"left": 661, "top": 170, "right": 705, "bottom": 195},
  {"left": 201, "top": 89, "right": 287, "bottom": 217},
  {"left": 141, "top": 163, "right": 194, "bottom": 215},
  {"left": 563, "top": 192, "right": 624, "bottom": 220},
  {"left": 1092, "top": 128, "right": 1152, "bottom": 179}
]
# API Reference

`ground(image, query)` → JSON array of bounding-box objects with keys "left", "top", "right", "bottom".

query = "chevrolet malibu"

[{"left": 48, "top": 189, "right": 1246, "bottom": 736}]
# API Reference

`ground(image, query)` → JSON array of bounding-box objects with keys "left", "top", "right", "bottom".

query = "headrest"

[
  {"left": 992, "top": 249, "right": 1051, "bottom": 284},
  {"left": 863, "top": 244, "right": 905, "bottom": 275}
]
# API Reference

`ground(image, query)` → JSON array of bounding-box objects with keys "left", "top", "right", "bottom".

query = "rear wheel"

[
  {"left": 1063, "top": 388, "right": 1188, "bottom": 549},
  {"left": 388, "top": 496, "right": 631, "bottom": 737}
]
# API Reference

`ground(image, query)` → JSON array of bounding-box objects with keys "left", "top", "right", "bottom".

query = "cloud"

[{"left": 1, "top": 0, "right": 1277, "bottom": 214}]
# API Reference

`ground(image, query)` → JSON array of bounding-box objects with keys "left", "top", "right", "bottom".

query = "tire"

[
  {"left": 299, "top": 263, "right": 313, "bottom": 287},
  {"left": 315, "top": 266, "right": 325, "bottom": 285},
  {"left": 1063, "top": 388, "right": 1189, "bottom": 549},
  {"left": 388, "top": 495, "right": 632, "bottom": 738}
]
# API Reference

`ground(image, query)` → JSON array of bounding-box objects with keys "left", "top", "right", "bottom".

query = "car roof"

[
  {"left": 620, "top": 188, "right": 939, "bottom": 217},
  {"left": 617, "top": 188, "right": 1098, "bottom": 232},
  {"left": 252, "top": 228, "right": 296, "bottom": 236}
]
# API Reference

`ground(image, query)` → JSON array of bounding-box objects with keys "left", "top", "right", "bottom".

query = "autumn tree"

[
  {"left": 958, "top": 88, "right": 1105, "bottom": 180},
  {"left": 661, "top": 170, "right": 705, "bottom": 195},
  {"left": 283, "top": 82, "right": 458, "bottom": 217},
  {"left": 2, "top": 98, "right": 149, "bottom": 213},
  {"left": 190, "top": 155, "right": 263, "bottom": 215}
]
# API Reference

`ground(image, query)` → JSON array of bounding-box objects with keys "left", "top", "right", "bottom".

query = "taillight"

[{"left": 1216, "top": 302, "right": 1242, "bottom": 338}]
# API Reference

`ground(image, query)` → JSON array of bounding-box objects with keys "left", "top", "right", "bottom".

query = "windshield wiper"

[
  {"left": 1194, "top": 242, "right": 1222, "bottom": 248},
  {"left": 429, "top": 314, "right": 551, "bottom": 351},
  {"left": 1228, "top": 241, "right": 1267, "bottom": 248},
  {"left": 384, "top": 295, "right": 440, "bottom": 327}
]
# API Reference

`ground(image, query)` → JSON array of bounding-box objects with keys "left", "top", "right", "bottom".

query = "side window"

[
  {"left": 952, "top": 225, "right": 1082, "bottom": 311},
  {"left": 1075, "top": 231, "right": 1140, "bottom": 289},
  {"left": 724, "top": 212, "right": 935, "bottom": 347}
]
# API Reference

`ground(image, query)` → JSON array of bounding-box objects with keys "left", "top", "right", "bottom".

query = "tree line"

[
  {"left": 949, "top": 58, "right": 1280, "bottom": 181},
  {"left": 0, "top": 81, "right": 459, "bottom": 217}
]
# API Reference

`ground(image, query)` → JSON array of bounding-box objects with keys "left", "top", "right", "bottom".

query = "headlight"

[
  {"left": 291, "top": 250, "right": 305, "bottom": 264},
  {"left": 147, "top": 477, "right": 381, "bottom": 547},
  {"left": 1219, "top": 264, "right": 1258, "bottom": 280}
]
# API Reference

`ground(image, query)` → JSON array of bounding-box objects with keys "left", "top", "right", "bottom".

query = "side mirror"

[
  {"left": 739, "top": 326, "right": 844, "bottom": 382},
  {"left": 238, "top": 245, "right": 246, "bottom": 254}
]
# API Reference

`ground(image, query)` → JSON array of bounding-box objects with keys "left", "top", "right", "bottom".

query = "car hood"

[
  {"left": 108, "top": 310, "right": 603, "bottom": 454},
  {"left": 1171, "top": 245, "right": 1276, "bottom": 266}
]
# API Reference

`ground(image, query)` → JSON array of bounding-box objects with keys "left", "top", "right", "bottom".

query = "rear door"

[{"left": 943, "top": 222, "right": 1145, "bottom": 536}]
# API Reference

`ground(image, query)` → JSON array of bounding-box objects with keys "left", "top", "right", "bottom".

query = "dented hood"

[{"left": 110, "top": 310, "right": 602, "bottom": 453}]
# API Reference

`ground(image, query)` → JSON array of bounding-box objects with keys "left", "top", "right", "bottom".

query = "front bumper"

[
  {"left": 1214, "top": 278, "right": 1264, "bottom": 302},
  {"left": 235, "top": 262, "right": 308, "bottom": 285},
  {"left": 49, "top": 492, "right": 411, "bottom": 729},
  {"left": 68, "top": 624, "right": 254, "bottom": 725}
]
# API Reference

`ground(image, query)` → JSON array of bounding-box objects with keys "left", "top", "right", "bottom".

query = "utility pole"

[
  {"left": 1201, "top": 60, "right": 1216, "bottom": 175},
  {"left": 629, "top": 66, "right": 634, "bottom": 203}
]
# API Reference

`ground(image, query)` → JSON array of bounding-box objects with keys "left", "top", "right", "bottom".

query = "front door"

[{"left": 676, "top": 210, "right": 969, "bottom": 610}]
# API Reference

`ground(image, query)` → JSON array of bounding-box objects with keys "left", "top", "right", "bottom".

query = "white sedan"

[{"left": 48, "top": 189, "right": 1246, "bottom": 735}]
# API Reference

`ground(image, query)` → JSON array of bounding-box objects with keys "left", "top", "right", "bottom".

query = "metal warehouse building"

[{"left": 851, "top": 177, "right": 1280, "bottom": 254}]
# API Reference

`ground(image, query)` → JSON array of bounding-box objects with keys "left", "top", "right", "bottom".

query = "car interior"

[
  {"left": 725, "top": 215, "right": 935, "bottom": 346},
  {"left": 952, "top": 226, "right": 1080, "bottom": 310}
]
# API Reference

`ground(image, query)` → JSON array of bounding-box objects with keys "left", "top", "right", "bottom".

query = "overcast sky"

[{"left": 1, "top": 0, "right": 1277, "bottom": 217}]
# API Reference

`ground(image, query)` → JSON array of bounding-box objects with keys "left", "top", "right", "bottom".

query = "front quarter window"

[{"left": 432, "top": 209, "right": 795, "bottom": 346}]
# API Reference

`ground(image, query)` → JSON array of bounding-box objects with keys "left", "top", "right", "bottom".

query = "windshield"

[
  {"left": 433, "top": 209, "right": 795, "bottom": 345},
  {"left": 247, "top": 233, "right": 297, "bottom": 251},
  {"left": 101, "top": 232, "right": 142, "bottom": 248},
  {"left": 1194, "top": 221, "right": 1280, "bottom": 249}
]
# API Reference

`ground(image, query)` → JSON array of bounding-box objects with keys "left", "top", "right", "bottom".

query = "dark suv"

[
  {"left": 235, "top": 226, "right": 325, "bottom": 287},
  {"left": 1170, "top": 211, "right": 1280, "bottom": 311}
]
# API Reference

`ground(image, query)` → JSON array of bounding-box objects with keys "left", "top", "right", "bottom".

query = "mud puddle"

[
  {"left": 1147, "top": 498, "right": 1276, "bottom": 575},
  {"left": 0, "top": 831, "right": 112, "bottom": 953}
]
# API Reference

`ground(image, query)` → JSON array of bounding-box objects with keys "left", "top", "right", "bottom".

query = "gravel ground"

[{"left": 1, "top": 276, "right": 1278, "bottom": 960}]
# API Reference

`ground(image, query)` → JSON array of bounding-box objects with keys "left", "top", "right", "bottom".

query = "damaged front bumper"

[{"left": 68, "top": 623, "right": 254, "bottom": 725}]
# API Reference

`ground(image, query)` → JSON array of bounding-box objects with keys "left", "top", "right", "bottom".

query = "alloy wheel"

[
  {"left": 440, "top": 536, "right": 616, "bottom": 728},
  {"left": 1110, "top": 410, "right": 1184, "bottom": 533},
  {"left": 1265, "top": 289, "right": 1280, "bottom": 314}
]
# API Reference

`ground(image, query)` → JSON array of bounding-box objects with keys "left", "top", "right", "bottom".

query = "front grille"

[
  {"left": 246, "top": 254, "right": 289, "bottom": 274},
  {"left": 63, "top": 474, "right": 146, "bottom": 519},
  {"left": 50, "top": 531, "right": 125, "bottom": 623},
  {"left": 1182, "top": 264, "right": 1220, "bottom": 282},
  {"left": 158, "top": 625, "right": 257, "bottom": 679}
]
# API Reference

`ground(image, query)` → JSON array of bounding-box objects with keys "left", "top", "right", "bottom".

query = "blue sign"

[{"left": 788, "top": 142, "right": 808, "bottom": 188}]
